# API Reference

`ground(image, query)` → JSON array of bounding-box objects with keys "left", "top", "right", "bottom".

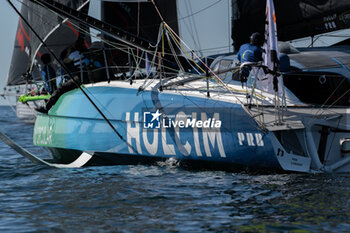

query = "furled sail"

[
  {"left": 7, "top": 0, "right": 90, "bottom": 86},
  {"left": 101, "top": 0, "right": 179, "bottom": 69},
  {"left": 232, "top": 0, "right": 350, "bottom": 51}
]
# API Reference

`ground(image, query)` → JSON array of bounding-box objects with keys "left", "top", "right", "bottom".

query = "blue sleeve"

[
  {"left": 237, "top": 48, "right": 242, "bottom": 62},
  {"left": 41, "top": 69, "right": 47, "bottom": 82}
]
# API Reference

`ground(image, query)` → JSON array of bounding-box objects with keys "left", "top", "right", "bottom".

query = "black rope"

[{"left": 8, "top": 0, "right": 140, "bottom": 155}]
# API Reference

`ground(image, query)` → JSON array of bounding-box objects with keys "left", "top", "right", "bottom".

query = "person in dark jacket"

[
  {"left": 237, "top": 32, "right": 264, "bottom": 63},
  {"left": 236, "top": 32, "right": 264, "bottom": 82}
]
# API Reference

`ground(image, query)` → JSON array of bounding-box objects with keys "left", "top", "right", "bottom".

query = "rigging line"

[
  {"left": 189, "top": 45, "right": 231, "bottom": 52},
  {"left": 76, "top": 86, "right": 145, "bottom": 149},
  {"left": 174, "top": 0, "right": 224, "bottom": 23},
  {"left": 31, "top": 0, "right": 167, "bottom": 55},
  {"left": 93, "top": 0, "right": 223, "bottom": 25},
  {"left": 178, "top": 8, "right": 201, "bottom": 54},
  {"left": 163, "top": 25, "right": 201, "bottom": 75},
  {"left": 138, "top": 92, "right": 178, "bottom": 157},
  {"left": 128, "top": 49, "right": 145, "bottom": 80},
  {"left": 16, "top": 0, "right": 91, "bottom": 72},
  {"left": 164, "top": 23, "right": 265, "bottom": 120},
  {"left": 8, "top": 0, "right": 140, "bottom": 155},
  {"left": 166, "top": 25, "right": 253, "bottom": 102},
  {"left": 165, "top": 31, "right": 185, "bottom": 72},
  {"left": 228, "top": 0, "right": 231, "bottom": 53},
  {"left": 305, "top": 86, "right": 350, "bottom": 128},
  {"left": 164, "top": 25, "right": 204, "bottom": 74},
  {"left": 50, "top": 12, "right": 182, "bottom": 66},
  {"left": 22, "top": 0, "right": 207, "bottom": 81},
  {"left": 64, "top": 20, "right": 187, "bottom": 75},
  {"left": 139, "top": 29, "right": 162, "bottom": 92},
  {"left": 173, "top": 82, "right": 261, "bottom": 130},
  {"left": 186, "top": 0, "right": 203, "bottom": 57},
  {"left": 150, "top": 2, "right": 265, "bottom": 130},
  {"left": 304, "top": 74, "right": 348, "bottom": 127}
]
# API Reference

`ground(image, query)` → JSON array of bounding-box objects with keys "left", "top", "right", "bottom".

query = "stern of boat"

[{"left": 265, "top": 107, "right": 350, "bottom": 173}]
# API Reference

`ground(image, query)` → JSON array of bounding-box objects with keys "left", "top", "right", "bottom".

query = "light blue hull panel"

[{"left": 33, "top": 86, "right": 280, "bottom": 169}]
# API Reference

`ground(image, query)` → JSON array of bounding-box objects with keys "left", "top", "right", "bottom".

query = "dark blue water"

[{"left": 0, "top": 106, "right": 349, "bottom": 232}]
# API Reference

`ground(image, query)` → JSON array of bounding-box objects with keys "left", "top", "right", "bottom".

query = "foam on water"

[{"left": 0, "top": 106, "right": 349, "bottom": 232}]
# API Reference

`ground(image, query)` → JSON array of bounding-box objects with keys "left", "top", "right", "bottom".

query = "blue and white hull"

[
  {"left": 33, "top": 80, "right": 283, "bottom": 170},
  {"left": 33, "top": 80, "right": 350, "bottom": 173}
]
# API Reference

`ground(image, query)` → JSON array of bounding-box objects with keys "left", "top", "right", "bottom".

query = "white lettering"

[
  {"left": 202, "top": 113, "right": 226, "bottom": 158},
  {"left": 162, "top": 124, "right": 176, "bottom": 155},
  {"left": 247, "top": 133, "right": 255, "bottom": 146},
  {"left": 174, "top": 112, "right": 191, "bottom": 156},
  {"left": 255, "top": 133, "right": 264, "bottom": 146},
  {"left": 192, "top": 113, "right": 202, "bottom": 156},
  {"left": 186, "top": 118, "right": 196, "bottom": 128},
  {"left": 142, "top": 127, "right": 158, "bottom": 155},
  {"left": 178, "top": 120, "right": 185, "bottom": 128},
  {"left": 126, "top": 112, "right": 142, "bottom": 154},
  {"left": 203, "top": 119, "right": 210, "bottom": 128},
  {"left": 238, "top": 133, "right": 245, "bottom": 145}
]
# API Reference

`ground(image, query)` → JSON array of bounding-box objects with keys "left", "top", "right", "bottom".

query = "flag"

[{"left": 257, "top": 0, "right": 284, "bottom": 96}]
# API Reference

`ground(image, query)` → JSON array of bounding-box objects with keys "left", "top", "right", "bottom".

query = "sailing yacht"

[
  {"left": 2, "top": 0, "right": 350, "bottom": 173},
  {"left": 4, "top": 0, "right": 90, "bottom": 122}
]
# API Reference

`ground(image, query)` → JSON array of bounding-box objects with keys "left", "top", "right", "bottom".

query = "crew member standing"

[
  {"left": 236, "top": 32, "right": 264, "bottom": 82},
  {"left": 237, "top": 32, "right": 264, "bottom": 63}
]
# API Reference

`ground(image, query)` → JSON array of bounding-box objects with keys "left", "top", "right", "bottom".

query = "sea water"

[{"left": 0, "top": 106, "right": 349, "bottom": 232}]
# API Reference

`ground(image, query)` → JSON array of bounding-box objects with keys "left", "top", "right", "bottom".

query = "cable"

[
  {"left": 8, "top": 0, "right": 141, "bottom": 155},
  {"left": 151, "top": 1, "right": 266, "bottom": 130}
]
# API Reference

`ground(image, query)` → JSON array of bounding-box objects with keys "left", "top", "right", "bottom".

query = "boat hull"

[
  {"left": 33, "top": 84, "right": 281, "bottom": 170},
  {"left": 16, "top": 100, "right": 43, "bottom": 123}
]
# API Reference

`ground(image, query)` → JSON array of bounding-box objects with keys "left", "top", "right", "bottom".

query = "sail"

[
  {"left": 7, "top": 2, "right": 32, "bottom": 86},
  {"left": 101, "top": 0, "right": 179, "bottom": 68},
  {"left": 7, "top": 0, "right": 90, "bottom": 86},
  {"left": 102, "top": 0, "right": 178, "bottom": 45},
  {"left": 232, "top": 0, "right": 350, "bottom": 51}
]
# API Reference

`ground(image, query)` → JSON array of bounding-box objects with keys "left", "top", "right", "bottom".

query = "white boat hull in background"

[{"left": 16, "top": 100, "right": 43, "bottom": 123}]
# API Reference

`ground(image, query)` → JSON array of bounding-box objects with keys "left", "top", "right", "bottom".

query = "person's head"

[
  {"left": 75, "top": 37, "right": 87, "bottom": 52},
  {"left": 59, "top": 48, "right": 71, "bottom": 64},
  {"left": 41, "top": 53, "right": 51, "bottom": 65},
  {"left": 60, "top": 49, "right": 68, "bottom": 61},
  {"left": 250, "top": 32, "right": 264, "bottom": 47}
]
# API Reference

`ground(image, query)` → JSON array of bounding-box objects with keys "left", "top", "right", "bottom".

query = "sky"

[{"left": 0, "top": 0, "right": 20, "bottom": 105}]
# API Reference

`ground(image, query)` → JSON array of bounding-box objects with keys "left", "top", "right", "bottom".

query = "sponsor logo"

[
  {"left": 125, "top": 110, "right": 265, "bottom": 158},
  {"left": 144, "top": 110, "right": 161, "bottom": 129},
  {"left": 143, "top": 109, "right": 222, "bottom": 129}
]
